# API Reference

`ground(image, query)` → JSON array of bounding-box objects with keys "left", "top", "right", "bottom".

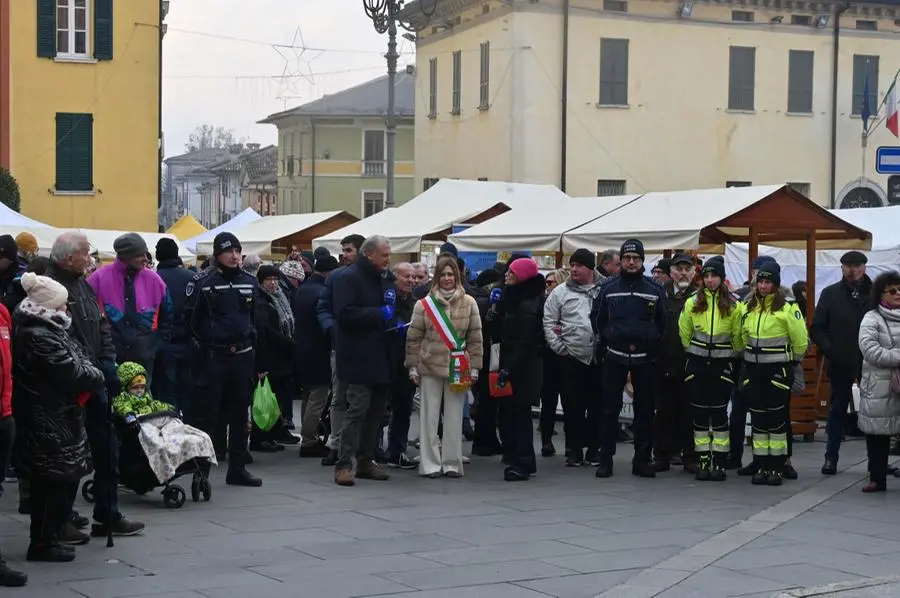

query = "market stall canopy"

[
  {"left": 166, "top": 215, "right": 206, "bottom": 241},
  {"left": 73, "top": 229, "right": 194, "bottom": 262},
  {"left": 195, "top": 211, "right": 358, "bottom": 256},
  {"left": 0, "top": 203, "right": 54, "bottom": 229},
  {"left": 826, "top": 204, "right": 900, "bottom": 250},
  {"left": 315, "top": 179, "right": 571, "bottom": 254},
  {"left": 562, "top": 185, "right": 872, "bottom": 253},
  {"left": 185, "top": 207, "right": 261, "bottom": 254},
  {"left": 449, "top": 194, "right": 640, "bottom": 252}
]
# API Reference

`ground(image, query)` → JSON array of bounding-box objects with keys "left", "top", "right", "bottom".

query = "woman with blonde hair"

[{"left": 405, "top": 256, "right": 483, "bottom": 477}]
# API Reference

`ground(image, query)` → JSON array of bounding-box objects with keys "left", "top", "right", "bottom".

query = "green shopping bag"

[{"left": 252, "top": 377, "right": 281, "bottom": 432}]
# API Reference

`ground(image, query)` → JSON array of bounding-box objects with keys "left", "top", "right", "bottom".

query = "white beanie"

[
  {"left": 279, "top": 260, "right": 305, "bottom": 282},
  {"left": 21, "top": 272, "right": 68, "bottom": 310}
]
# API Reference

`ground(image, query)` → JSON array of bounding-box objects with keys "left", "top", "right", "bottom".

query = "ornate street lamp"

[{"left": 362, "top": 0, "right": 437, "bottom": 207}]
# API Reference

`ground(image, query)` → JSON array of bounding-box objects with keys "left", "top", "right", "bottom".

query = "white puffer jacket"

[
  {"left": 857, "top": 306, "right": 900, "bottom": 436},
  {"left": 542, "top": 271, "right": 605, "bottom": 365}
]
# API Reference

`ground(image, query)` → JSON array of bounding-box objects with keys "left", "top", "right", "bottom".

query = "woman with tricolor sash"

[{"left": 405, "top": 256, "right": 483, "bottom": 478}]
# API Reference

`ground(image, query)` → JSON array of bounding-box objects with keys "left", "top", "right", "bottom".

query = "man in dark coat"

[
  {"left": 385, "top": 262, "right": 417, "bottom": 469},
  {"left": 653, "top": 253, "right": 697, "bottom": 474},
  {"left": 316, "top": 233, "right": 365, "bottom": 465},
  {"left": 152, "top": 238, "right": 194, "bottom": 410},
  {"left": 811, "top": 250, "right": 872, "bottom": 475},
  {"left": 293, "top": 256, "right": 339, "bottom": 457},
  {"left": 46, "top": 232, "right": 145, "bottom": 539},
  {"left": 330, "top": 235, "right": 397, "bottom": 486}
]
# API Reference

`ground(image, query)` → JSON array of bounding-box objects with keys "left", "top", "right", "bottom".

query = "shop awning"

[{"left": 195, "top": 211, "right": 358, "bottom": 256}]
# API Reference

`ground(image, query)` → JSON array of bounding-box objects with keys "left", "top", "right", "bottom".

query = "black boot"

[
  {"left": 540, "top": 436, "right": 556, "bottom": 458},
  {"left": 0, "top": 560, "right": 27, "bottom": 587},
  {"left": 321, "top": 449, "right": 338, "bottom": 466},
  {"left": 737, "top": 460, "right": 759, "bottom": 476},
  {"left": 751, "top": 456, "right": 770, "bottom": 485},
  {"left": 226, "top": 467, "right": 262, "bottom": 487},
  {"left": 595, "top": 456, "right": 613, "bottom": 478},
  {"left": 695, "top": 455, "right": 712, "bottom": 481},
  {"left": 767, "top": 456, "right": 785, "bottom": 486},
  {"left": 631, "top": 461, "right": 656, "bottom": 478},
  {"left": 709, "top": 453, "right": 727, "bottom": 482},
  {"left": 27, "top": 544, "right": 75, "bottom": 563}
]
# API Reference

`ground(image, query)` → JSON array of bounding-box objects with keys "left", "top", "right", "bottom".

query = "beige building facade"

[{"left": 415, "top": 0, "right": 900, "bottom": 208}]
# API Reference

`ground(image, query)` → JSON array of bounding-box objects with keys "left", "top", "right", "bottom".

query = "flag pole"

[{"left": 864, "top": 68, "right": 900, "bottom": 139}]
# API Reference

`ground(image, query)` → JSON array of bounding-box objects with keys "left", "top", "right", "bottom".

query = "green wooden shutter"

[
  {"left": 94, "top": 0, "right": 113, "bottom": 60},
  {"left": 55, "top": 113, "right": 93, "bottom": 191},
  {"left": 56, "top": 114, "right": 75, "bottom": 190},
  {"left": 37, "top": 0, "right": 55, "bottom": 57}
]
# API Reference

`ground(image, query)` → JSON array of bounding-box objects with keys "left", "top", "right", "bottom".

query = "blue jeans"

[
  {"left": 153, "top": 343, "right": 191, "bottom": 412},
  {"left": 825, "top": 365, "right": 855, "bottom": 462}
]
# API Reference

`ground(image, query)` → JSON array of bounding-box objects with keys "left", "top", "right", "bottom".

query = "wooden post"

[
  {"left": 555, "top": 251, "right": 563, "bottom": 268},
  {"left": 806, "top": 231, "right": 816, "bottom": 325},
  {"left": 748, "top": 227, "right": 759, "bottom": 276}
]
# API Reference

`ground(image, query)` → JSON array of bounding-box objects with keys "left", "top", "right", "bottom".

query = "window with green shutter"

[
  {"left": 55, "top": 113, "right": 94, "bottom": 192},
  {"left": 37, "top": 0, "right": 56, "bottom": 57},
  {"left": 94, "top": 0, "right": 113, "bottom": 60}
]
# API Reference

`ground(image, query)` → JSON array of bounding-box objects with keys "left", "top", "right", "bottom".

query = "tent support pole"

[
  {"left": 806, "top": 232, "right": 816, "bottom": 324},
  {"left": 748, "top": 228, "right": 759, "bottom": 278},
  {"left": 555, "top": 251, "right": 563, "bottom": 268}
]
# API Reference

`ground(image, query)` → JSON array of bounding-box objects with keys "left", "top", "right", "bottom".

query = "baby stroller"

[{"left": 81, "top": 413, "right": 212, "bottom": 509}]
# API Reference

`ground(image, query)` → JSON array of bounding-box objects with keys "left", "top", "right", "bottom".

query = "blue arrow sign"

[{"left": 876, "top": 147, "right": 900, "bottom": 174}]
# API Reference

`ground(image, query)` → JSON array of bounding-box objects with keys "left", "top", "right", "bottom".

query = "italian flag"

[{"left": 888, "top": 78, "right": 899, "bottom": 137}]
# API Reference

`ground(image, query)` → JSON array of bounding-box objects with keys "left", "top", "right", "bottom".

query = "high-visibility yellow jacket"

[
  {"left": 678, "top": 289, "right": 745, "bottom": 360},
  {"left": 741, "top": 295, "right": 809, "bottom": 364}
]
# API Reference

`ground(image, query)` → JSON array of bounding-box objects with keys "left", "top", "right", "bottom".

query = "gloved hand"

[
  {"left": 124, "top": 413, "right": 140, "bottom": 433},
  {"left": 497, "top": 369, "right": 509, "bottom": 388},
  {"left": 490, "top": 288, "right": 503, "bottom": 305}
]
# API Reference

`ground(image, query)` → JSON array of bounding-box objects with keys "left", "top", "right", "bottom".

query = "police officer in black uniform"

[{"left": 184, "top": 232, "right": 262, "bottom": 487}]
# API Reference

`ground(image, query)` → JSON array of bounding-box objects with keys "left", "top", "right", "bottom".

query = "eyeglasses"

[
  {"left": 884, "top": 287, "right": 900, "bottom": 296},
  {"left": 621, "top": 255, "right": 642, "bottom": 262}
]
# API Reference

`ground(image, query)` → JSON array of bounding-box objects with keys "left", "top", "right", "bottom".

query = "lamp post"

[{"left": 362, "top": 0, "right": 436, "bottom": 207}]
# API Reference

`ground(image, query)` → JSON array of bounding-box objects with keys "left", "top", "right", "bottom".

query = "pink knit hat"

[{"left": 509, "top": 258, "right": 539, "bottom": 282}]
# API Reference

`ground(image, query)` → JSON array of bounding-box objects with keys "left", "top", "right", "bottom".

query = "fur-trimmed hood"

[{"left": 16, "top": 298, "right": 71, "bottom": 330}]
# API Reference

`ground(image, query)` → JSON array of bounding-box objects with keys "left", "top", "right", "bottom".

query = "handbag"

[
  {"left": 877, "top": 312, "right": 900, "bottom": 394},
  {"left": 488, "top": 372, "right": 513, "bottom": 398},
  {"left": 489, "top": 343, "right": 501, "bottom": 372}
]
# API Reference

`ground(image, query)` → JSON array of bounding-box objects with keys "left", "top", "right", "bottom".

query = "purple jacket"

[{"left": 88, "top": 260, "right": 173, "bottom": 362}]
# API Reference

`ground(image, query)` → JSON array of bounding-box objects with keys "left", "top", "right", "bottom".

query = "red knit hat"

[{"left": 509, "top": 258, "right": 539, "bottom": 282}]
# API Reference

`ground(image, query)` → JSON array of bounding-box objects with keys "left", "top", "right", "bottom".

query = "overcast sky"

[{"left": 162, "top": 0, "right": 416, "bottom": 158}]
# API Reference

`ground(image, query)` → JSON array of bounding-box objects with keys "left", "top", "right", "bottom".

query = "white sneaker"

[{"left": 462, "top": 455, "right": 471, "bottom": 464}]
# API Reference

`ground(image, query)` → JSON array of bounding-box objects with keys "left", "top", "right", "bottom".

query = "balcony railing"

[{"left": 363, "top": 160, "right": 386, "bottom": 177}]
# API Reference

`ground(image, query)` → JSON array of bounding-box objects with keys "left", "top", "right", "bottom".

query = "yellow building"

[
  {"left": 1, "top": 0, "right": 163, "bottom": 230},
  {"left": 415, "top": 0, "right": 900, "bottom": 208}
]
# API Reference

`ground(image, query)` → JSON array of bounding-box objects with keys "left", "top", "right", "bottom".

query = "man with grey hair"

[
  {"left": 241, "top": 254, "right": 262, "bottom": 278},
  {"left": 47, "top": 231, "right": 145, "bottom": 539},
  {"left": 411, "top": 262, "right": 429, "bottom": 287},
  {"left": 598, "top": 250, "right": 621, "bottom": 279},
  {"left": 330, "top": 235, "right": 397, "bottom": 485},
  {"left": 385, "top": 262, "right": 417, "bottom": 468}
]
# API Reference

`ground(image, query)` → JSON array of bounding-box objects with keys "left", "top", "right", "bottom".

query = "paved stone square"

[{"left": 2, "top": 426, "right": 899, "bottom": 598}]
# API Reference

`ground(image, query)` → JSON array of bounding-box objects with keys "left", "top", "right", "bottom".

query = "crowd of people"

[{"left": 0, "top": 224, "right": 898, "bottom": 588}]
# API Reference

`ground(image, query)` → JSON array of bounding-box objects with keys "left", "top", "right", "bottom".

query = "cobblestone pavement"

[{"left": 1, "top": 425, "right": 898, "bottom": 598}]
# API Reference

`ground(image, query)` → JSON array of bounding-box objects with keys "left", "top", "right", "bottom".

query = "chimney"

[
  {"left": 246, "top": 143, "right": 261, "bottom": 152},
  {"left": 229, "top": 143, "right": 243, "bottom": 155}
]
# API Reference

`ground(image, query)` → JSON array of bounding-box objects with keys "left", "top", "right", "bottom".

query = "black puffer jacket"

[
  {"left": 810, "top": 275, "right": 873, "bottom": 375},
  {"left": 497, "top": 275, "right": 547, "bottom": 389},
  {"left": 660, "top": 281, "right": 692, "bottom": 377},
  {"left": 254, "top": 290, "right": 294, "bottom": 377},
  {"left": 12, "top": 302, "right": 105, "bottom": 481},
  {"left": 46, "top": 262, "right": 117, "bottom": 367}
]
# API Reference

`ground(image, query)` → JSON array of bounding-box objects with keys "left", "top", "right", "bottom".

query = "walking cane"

[{"left": 105, "top": 383, "right": 115, "bottom": 548}]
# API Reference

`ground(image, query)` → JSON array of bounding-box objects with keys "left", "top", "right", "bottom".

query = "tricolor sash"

[{"left": 422, "top": 295, "right": 472, "bottom": 392}]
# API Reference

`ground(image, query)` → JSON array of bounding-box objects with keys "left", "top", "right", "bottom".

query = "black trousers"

[
  {"left": 745, "top": 362, "right": 792, "bottom": 464},
  {"left": 84, "top": 389, "right": 119, "bottom": 522},
  {"left": 561, "top": 357, "right": 602, "bottom": 452},
  {"left": 0, "top": 416, "right": 13, "bottom": 502},
  {"left": 30, "top": 478, "right": 77, "bottom": 547},
  {"left": 866, "top": 434, "right": 891, "bottom": 485},
  {"left": 540, "top": 352, "right": 566, "bottom": 440},
  {"left": 685, "top": 358, "right": 732, "bottom": 463},
  {"left": 499, "top": 368, "right": 540, "bottom": 475},
  {"left": 188, "top": 350, "right": 255, "bottom": 468},
  {"left": 600, "top": 359, "right": 656, "bottom": 463},
  {"left": 653, "top": 372, "right": 694, "bottom": 463}
]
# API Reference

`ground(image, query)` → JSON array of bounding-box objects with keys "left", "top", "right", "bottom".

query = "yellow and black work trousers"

[
  {"left": 743, "top": 361, "right": 792, "bottom": 472},
  {"left": 685, "top": 357, "right": 732, "bottom": 468}
]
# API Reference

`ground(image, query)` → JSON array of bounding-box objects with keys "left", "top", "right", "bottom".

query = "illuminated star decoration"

[{"left": 273, "top": 26, "right": 323, "bottom": 104}]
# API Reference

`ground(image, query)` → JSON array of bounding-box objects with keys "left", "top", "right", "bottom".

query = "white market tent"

[
  {"left": 449, "top": 195, "right": 640, "bottom": 252},
  {"left": 724, "top": 204, "right": 900, "bottom": 299},
  {"left": 185, "top": 208, "right": 261, "bottom": 254},
  {"left": 73, "top": 229, "right": 194, "bottom": 263},
  {"left": 194, "top": 211, "right": 356, "bottom": 256},
  {"left": 561, "top": 185, "right": 872, "bottom": 253},
  {"left": 314, "top": 179, "right": 572, "bottom": 254}
]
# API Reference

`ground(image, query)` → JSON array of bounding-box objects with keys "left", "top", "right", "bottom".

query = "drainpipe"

[
  {"left": 311, "top": 119, "right": 317, "bottom": 212},
  {"left": 560, "top": 0, "right": 570, "bottom": 192},
  {"left": 157, "top": 0, "right": 164, "bottom": 227},
  {"left": 830, "top": 2, "right": 850, "bottom": 208}
]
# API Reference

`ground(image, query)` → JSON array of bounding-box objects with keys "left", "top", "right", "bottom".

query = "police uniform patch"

[{"left": 185, "top": 281, "right": 194, "bottom": 297}]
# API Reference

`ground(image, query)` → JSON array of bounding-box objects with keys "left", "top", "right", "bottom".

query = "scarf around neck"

[{"left": 266, "top": 288, "right": 294, "bottom": 337}]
